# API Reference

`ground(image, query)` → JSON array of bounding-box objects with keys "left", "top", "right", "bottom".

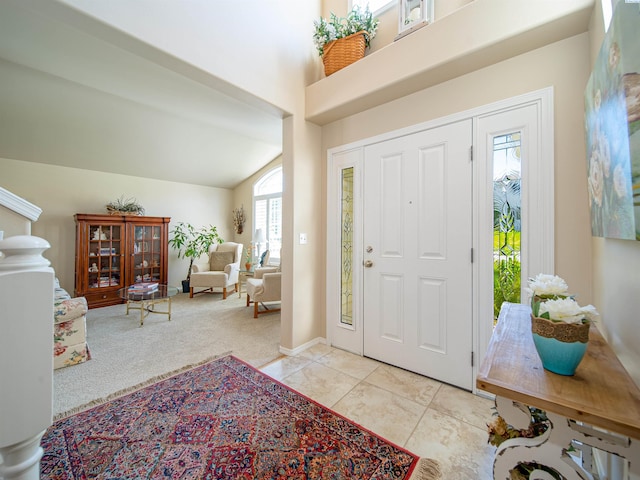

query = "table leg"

[
  {"left": 140, "top": 300, "right": 145, "bottom": 326},
  {"left": 492, "top": 396, "right": 639, "bottom": 479},
  {"left": 168, "top": 297, "right": 172, "bottom": 321}
]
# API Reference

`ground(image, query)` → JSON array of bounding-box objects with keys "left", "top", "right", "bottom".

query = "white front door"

[{"left": 362, "top": 120, "right": 474, "bottom": 390}]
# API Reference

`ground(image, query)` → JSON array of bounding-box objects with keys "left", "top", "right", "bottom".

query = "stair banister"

[{"left": 0, "top": 235, "right": 53, "bottom": 480}]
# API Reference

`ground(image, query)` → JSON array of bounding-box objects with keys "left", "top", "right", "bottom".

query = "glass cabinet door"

[
  {"left": 87, "top": 223, "right": 123, "bottom": 290},
  {"left": 132, "top": 225, "right": 163, "bottom": 284}
]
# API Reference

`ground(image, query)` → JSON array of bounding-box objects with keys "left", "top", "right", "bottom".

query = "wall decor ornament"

[
  {"left": 232, "top": 205, "right": 246, "bottom": 234},
  {"left": 584, "top": 1, "right": 640, "bottom": 240}
]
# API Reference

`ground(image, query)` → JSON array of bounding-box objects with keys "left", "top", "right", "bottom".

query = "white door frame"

[
  {"left": 474, "top": 92, "right": 555, "bottom": 375},
  {"left": 326, "top": 147, "right": 364, "bottom": 355},
  {"left": 326, "top": 87, "right": 554, "bottom": 393}
]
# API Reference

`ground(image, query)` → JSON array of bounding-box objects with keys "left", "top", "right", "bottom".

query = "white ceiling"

[{"left": 0, "top": 2, "right": 283, "bottom": 189}]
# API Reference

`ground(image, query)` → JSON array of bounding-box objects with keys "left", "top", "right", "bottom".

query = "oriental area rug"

[{"left": 41, "top": 355, "right": 439, "bottom": 479}]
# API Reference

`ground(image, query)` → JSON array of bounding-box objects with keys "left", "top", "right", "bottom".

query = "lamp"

[{"left": 254, "top": 228, "right": 266, "bottom": 259}]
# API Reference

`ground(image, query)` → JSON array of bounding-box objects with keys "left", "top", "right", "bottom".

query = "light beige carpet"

[{"left": 53, "top": 291, "right": 281, "bottom": 417}]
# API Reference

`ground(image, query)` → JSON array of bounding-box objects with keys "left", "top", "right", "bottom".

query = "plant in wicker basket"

[
  {"left": 106, "top": 196, "right": 145, "bottom": 215},
  {"left": 313, "top": 5, "right": 379, "bottom": 76}
]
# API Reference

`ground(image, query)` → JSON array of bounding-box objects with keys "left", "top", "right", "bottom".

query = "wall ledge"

[
  {"left": 305, "top": 0, "right": 594, "bottom": 125},
  {"left": 0, "top": 187, "right": 42, "bottom": 222}
]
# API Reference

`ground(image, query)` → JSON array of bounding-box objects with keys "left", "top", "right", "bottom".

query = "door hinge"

[
  {"left": 471, "top": 248, "right": 474, "bottom": 263},
  {"left": 470, "top": 145, "right": 473, "bottom": 161},
  {"left": 471, "top": 352, "right": 475, "bottom": 367}
]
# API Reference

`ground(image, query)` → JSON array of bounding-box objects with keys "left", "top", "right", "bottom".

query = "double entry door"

[{"left": 328, "top": 119, "right": 474, "bottom": 390}]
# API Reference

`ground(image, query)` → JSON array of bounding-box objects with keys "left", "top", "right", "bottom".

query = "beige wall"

[
  {"left": 283, "top": 116, "right": 324, "bottom": 349},
  {"left": 0, "top": 205, "right": 32, "bottom": 238},
  {"left": 587, "top": 1, "right": 640, "bottom": 384},
  {"left": 1, "top": 157, "right": 233, "bottom": 294},
  {"left": 321, "top": 32, "right": 595, "bottom": 344}
]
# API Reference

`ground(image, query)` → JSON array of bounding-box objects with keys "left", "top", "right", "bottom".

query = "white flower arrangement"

[
  {"left": 538, "top": 297, "right": 599, "bottom": 325},
  {"left": 528, "top": 273, "right": 598, "bottom": 324},
  {"left": 526, "top": 273, "right": 569, "bottom": 299}
]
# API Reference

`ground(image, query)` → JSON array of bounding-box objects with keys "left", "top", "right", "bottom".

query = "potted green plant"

[
  {"left": 312, "top": 5, "right": 379, "bottom": 76},
  {"left": 168, "top": 222, "right": 223, "bottom": 293},
  {"left": 105, "top": 196, "right": 145, "bottom": 215}
]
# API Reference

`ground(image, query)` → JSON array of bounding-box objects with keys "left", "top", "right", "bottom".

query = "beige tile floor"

[{"left": 260, "top": 343, "right": 497, "bottom": 479}]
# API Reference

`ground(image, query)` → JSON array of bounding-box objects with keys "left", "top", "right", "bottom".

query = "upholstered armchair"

[
  {"left": 190, "top": 242, "right": 243, "bottom": 299},
  {"left": 245, "top": 265, "right": 281, "bottom": 318},
  {"left": 54, "top": 279, "right": 90, "bottom": 369}
]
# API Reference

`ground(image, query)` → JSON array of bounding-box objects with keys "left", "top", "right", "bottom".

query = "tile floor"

[{"left": 260, "top": 343, "right": 497, "bottom": 479}]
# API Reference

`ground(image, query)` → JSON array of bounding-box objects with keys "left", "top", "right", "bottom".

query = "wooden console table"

[{"left": 477, "top": 302, "right": 640, "bottom": 479}]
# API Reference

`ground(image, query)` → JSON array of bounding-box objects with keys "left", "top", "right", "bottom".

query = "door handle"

[{"left": 364, "top": 260, "right": 373, "bottom": 268}]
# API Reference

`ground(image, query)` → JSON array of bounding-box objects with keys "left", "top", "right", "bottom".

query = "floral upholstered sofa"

[{"left": 54, "top": 279, "right": 90, "bottom": 369}]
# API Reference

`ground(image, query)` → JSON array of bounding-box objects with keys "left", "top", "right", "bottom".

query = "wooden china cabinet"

[{"left": 74, "top": 213, "right": 171, "bottom": 308}]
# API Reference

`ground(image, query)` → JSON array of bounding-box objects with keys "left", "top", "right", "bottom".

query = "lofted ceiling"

[{"left": 0, "top": 1, "right": 284, "bottom": 189}]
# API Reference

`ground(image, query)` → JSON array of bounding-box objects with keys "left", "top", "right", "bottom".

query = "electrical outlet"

[{"left": 299, "top": 233, "right": 307, "bottom": 244}]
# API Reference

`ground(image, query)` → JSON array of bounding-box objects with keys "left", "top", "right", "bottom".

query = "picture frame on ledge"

[{"left": 395, "top": 0, "right": 431, "bottom": 41}]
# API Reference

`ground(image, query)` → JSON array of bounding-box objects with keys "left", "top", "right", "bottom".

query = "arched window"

[{"left": 253, "top": 166, "right": 282, "bottom": 264}]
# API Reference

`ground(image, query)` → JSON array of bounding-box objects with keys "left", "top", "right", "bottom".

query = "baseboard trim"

[{"left": 279, "top": 337, "right": 326, "bottom": 357}]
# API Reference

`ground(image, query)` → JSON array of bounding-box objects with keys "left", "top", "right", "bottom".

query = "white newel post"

[{"left": 0, "top": 235, "right": 54, "bottom": 480}]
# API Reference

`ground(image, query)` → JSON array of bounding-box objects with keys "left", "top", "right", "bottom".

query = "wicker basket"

[
  {"left": 322, "top": 31, "right": 367, "bottom": 76},
  {"left": 106, "top": 207, "right": 141, "bottom": 216}
]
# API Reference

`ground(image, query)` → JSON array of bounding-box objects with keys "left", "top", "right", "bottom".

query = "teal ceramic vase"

[{"left": 531, "top": 314, "right": 590, "bottom": 376}]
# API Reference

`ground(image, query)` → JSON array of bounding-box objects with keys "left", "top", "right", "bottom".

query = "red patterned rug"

[{"left": 41, "top": 355, "right": 434, "bottom": 479}]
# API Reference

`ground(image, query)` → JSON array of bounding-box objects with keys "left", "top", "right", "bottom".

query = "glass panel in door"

[
  {"left": 88, "top": 223, "right": 122, "bottom": 289},
  {"left": 341, "top": 167, "right": 354, "bottom": 326},
  {"left": 493, "top": 132, "right": 522, "bottom": 322},
  {"left": 133, "top": 225, "right": 161, "bottom": 284}
]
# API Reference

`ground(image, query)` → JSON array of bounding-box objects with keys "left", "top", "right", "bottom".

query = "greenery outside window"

[{"left": 493, "top": 132, "right": 522, "bottom": 322}]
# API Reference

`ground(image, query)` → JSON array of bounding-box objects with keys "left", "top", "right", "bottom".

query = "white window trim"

[{"left": 253, "top": 166, "right": 283, "bottom": 265}]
